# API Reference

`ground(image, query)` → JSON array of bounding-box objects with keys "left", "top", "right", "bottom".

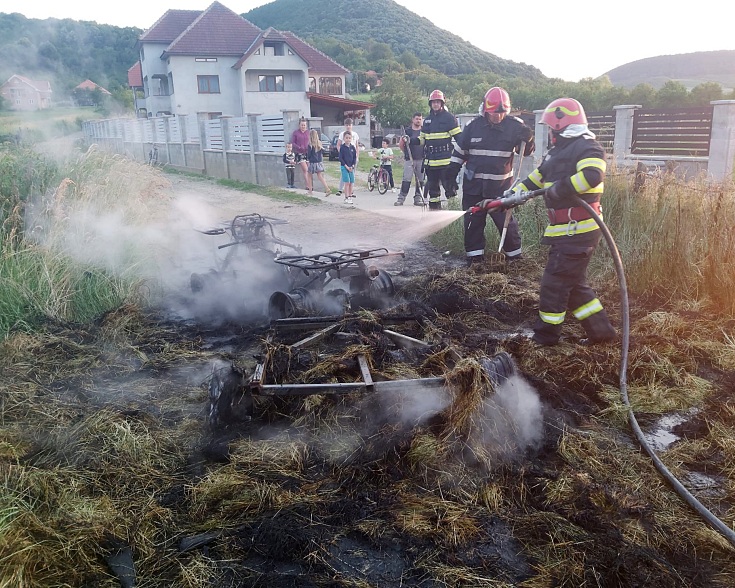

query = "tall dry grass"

[
  {"left": 431, "top": 169, "right": 735, "bottom": 317},
  {"left": 0, "top": 145, "right": 171, "bottom": 338}
]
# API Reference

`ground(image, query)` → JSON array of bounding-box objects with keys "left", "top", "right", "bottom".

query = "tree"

[
  {"left": 655, "top": 81, "right": 689, "bottom": 108},
  {"left": 629, "top": 83, "right": 657, "bottom": 107},
  {"left": 373, "top": 72, "right": 425, "bottom": 127},
  {"left": 689, "top": 82, "right": 723, "bottom": 106}
]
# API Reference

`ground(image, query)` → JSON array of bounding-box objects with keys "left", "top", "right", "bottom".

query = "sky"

[{"left": 2, "top": 0, "right": 733, "bottom": 82}]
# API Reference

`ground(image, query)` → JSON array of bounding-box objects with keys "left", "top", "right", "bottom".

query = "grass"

[
  {"left": 0, "top": 106, "right": 103, "bottom": 143},
  {"left": 1, "top": 147, "right": 735, "bottom": 585}
]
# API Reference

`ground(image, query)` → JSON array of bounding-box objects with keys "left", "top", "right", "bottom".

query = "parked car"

[
  {"left": 320, "top": 133, "right": 331, "bottom": 157},
  {"left": 328, "top": 135, "right": 340, "bottom": 161}
]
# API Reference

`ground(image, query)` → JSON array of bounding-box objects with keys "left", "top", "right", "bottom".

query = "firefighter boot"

[
  {"left": 579, "top": 309, "right": 617, "bottom": 345},
  {"left": 531, "top": 319, "right": 563, "bottom": 347}
]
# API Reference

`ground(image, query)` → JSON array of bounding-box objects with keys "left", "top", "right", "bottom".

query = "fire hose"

[{"left": 468, "top": 189, "right": 735, "bottom": 547}]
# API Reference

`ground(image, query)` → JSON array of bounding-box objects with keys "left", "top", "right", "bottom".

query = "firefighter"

[
  {"left": 448, "top": 87, "right": 534, "bottom": 264},
  {"left": 512, "top": 97, "right": 616, "bottom": 346},
  {"left": 420, "top": 90, "right": 461, "bottom": 210}
]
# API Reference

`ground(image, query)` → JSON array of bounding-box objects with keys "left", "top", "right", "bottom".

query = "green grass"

[{"left": 0, "top": 106, "right": 102, "bottom": 142}]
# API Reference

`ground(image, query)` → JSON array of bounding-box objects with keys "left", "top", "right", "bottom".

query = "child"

[
  {"left": 282, "top": 143, "right": 296, "bottom": 188},
  {"left": 376, "top": 139, "right": 395, "bottom": 192},
  {"left": 339, "top": 131, "right": 357, "bottom": 206},
  {"left": 307, "top": 129, "right": 331, "bottom": 196}
]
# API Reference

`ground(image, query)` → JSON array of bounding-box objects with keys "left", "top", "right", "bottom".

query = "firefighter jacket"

[
  {"left": 420, "top": 109, "right": 461, "bottom": 168},
  {"left": 448, "top": 115, "right": 534, "bottom": 199},
  {"left": 518, "top": 133, "right": 606, "bottom": 247}
]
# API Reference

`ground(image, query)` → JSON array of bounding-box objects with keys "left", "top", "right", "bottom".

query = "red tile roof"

[
  {"left": 281, "top": 32, "right": 349, "bottom": 75},
  {"left": 136, "top": 2, "right": 349, "bottom": 76},
  {"left": 128, "top": 62, "right": 143, "bottom": 88},
  {"left": 164, "top": 2, "right": 261, "bottom": 57},
  {"left": 5, "top": 75, "right": 52, "bottom": 95},
  {"left": 76, "top": 79, "right": 111, "bottom": 94},
  {"left": 139, "top": 9, "right": 201, "bottom": 44},
  {"left": 306, "top": 93, "right": 375, "bottom": 109}
]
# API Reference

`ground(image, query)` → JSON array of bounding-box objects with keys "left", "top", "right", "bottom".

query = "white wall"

[{"left": 168, "top": 55, "right": 242, "bottom": 117}]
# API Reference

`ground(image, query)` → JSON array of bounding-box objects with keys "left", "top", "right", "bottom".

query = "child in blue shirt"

[{"left": 339, "top": 131, "right": 357, "bottom": 206}]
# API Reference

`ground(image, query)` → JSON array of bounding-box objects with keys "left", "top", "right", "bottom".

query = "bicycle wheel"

[
  {"left": 377, "top": 171, "right": 388, "bottom": 194},
  {"left": 367, "top": 170, "right": 376, "bottom": 191}
]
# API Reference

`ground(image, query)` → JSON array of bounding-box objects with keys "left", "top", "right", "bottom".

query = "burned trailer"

[
  {"left": 207, "top": 311, "right": 518, "bottom": 429},
  {"left": 190, "top": 213, "right": 303, "bottom": 296},
  {"left": 268, "top": 247, "right": 404, "bottom": 320}
]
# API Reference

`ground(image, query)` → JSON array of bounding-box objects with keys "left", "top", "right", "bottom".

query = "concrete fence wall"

[
  {"left": 82, "top": 109, "right": 314, "bottom": 189},
  {"left": 85, "top": 101, "right": 735, "bottom": 186}
]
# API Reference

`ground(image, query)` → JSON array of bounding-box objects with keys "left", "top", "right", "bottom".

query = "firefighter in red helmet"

[
  {"left": 419, "top": 89, "right": 461, "bottom": 210},
  {"left": 515, "top": 97, "right": 616, "bottom": 346},
  {"left": 448, "top": 87, "right": 534, "bottom": 264}
]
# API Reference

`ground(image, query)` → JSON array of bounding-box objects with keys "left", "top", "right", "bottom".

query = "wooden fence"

[{"left": 631, "top": 107, "right": 714, "bottom": 157}]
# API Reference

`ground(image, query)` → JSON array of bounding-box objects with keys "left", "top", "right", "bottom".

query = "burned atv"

[
  {"left": 268, "top": 247, "right": 404, "bottom": 320},
  {"left": 190, "top": 213, "right": 303, "bottom": 296}
]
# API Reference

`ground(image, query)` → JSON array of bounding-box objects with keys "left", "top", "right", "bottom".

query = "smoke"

[
  {"left": 470, "top": 374, "right": 544, "bottom": 461},
  {"left": 304, "top": 373, "right": 544, "bottom": 470}
]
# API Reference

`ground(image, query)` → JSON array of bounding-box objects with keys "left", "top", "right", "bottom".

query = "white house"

[
  {"left": 0, "top": 75, "right": 52, "bottom": 111},
  {"left": 129, "top": 1, "right": 374, "bottom": 138}
]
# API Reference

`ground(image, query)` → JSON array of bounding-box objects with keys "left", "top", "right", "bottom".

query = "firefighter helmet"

[
  {"left": 541, "top": 98, "right": 587, "bottom": 131},
  {"left": 428, "top": 89, "right": 445, "bottom": 106},
  {"left": 483, "top": 87, "right": 511, "bottom": 114}
]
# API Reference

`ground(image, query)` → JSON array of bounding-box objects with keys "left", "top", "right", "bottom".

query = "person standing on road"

[
  {"left": 339, "top": 131, "right": 358, "bottom": 206},
  {"left": 395, "top": 112, "right": 425, "bottom": 206},
  {"left": 307, "top": 130, "right": 331, "bottom": 195},
  {"left": 376, "top": 138, "right": 395, "bottom": 192},
  {"left": 514, "top": 97, "right": 616, "bottom": 347},
  {"left": 282, "top": 142, "right": 296, "bottom": 188},
  {"left": 335, "top": 118, "right": 360, "bottom": 197},
  {"left": 448, "top": 87, "right": 534, "bottom": 265},
  {"left": 420, "top": 90, "right": 461, "bottom": 211},
  {"left": 290, "top": 117, "right": 311, "bottom": 192}
]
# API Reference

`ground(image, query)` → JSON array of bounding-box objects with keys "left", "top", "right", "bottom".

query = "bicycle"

[{"left": 367, "top": 164, "right": 390, "bottom": 194}]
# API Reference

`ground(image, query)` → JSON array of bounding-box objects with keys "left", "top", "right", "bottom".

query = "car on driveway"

[
  {"left": 328, "top": 135, "right": 340, "bottom": 161},
  {"left": 320, "top": 133, "right": 331, "bottom": 158}
]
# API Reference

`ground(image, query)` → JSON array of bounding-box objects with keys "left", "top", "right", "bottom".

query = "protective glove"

[
  {"left": 475, "top": 198, "right": 501, "bottom": 211},
  {"left": 520, "top": 126, "right": 534, "bottom": 143}
]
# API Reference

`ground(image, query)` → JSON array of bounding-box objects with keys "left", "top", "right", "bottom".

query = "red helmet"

[
  {"left": 541, "top": 98, "right": 587, "bottom": 131},
  {"left": 428, "top": 89, "right": 445, "bottom": 106},
  {"left": 483, "top": 87, "right": 510, "bottom": 114}
]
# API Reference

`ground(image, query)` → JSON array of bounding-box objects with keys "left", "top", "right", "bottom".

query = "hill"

[
  {"left": 605, "top": 50, "right": 735, "bottom": 90},
  {"left": 243, "top": 0, "right": 544, "bottom": 79},
  {"left": 0, "top": 12, "right": 140, "bottom": 97}
]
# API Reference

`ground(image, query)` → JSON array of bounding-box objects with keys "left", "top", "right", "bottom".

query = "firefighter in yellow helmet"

[
  {"left": 515, "top": 97, "right": 616, "bottom": 346},
  {"left": 419, "top": 90, "right": 461, "bottom": 210}
]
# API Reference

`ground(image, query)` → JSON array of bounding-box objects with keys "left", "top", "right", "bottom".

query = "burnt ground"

[{"left": 4, "top": 177, "right": 735, "bottom": 587}]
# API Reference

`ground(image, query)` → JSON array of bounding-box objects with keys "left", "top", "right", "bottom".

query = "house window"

[
  {"left": 309, "top": 77, "right": 316, "bottom": 93},
  {"left": 258, "top": 75, "right": 284, "bottom": 92},
  {"left": 264, "top": 42, "right": 284, "bottom": 56},
  {"left": 197, "top": 75, "right": 220, "bottom": 94},
  {"left": 318, "top": 77, "right": 342, "bottom": 95},
  {"left": 195, "top": 57, "right": 217, "bottom": 62}
]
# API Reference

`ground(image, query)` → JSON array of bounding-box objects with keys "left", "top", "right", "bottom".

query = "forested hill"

[
  {"left": 243, "top": 0, "right": 544, "bottom": 79},
  {"left": 0, "top": 12, "right": 140, "bottom": 96},
  {"left": 605, "top": 50, "right": 735, "bottom": 90}
]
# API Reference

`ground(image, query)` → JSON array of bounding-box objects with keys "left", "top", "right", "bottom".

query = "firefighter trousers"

[
  {"left": 462, "top": 193, "right": 522, "bottom": 259},
  {"left": 425, "top": 166, "right": 456, "bottom": 210},
  {"left": 533, "top": 241, "right": 616, "bottom": 345}
]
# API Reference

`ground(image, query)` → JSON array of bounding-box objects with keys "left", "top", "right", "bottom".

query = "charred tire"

[
  {"left": 370, "top": 269, "right": 395, "bottom": 297},
  {"left": 208, "top": 365, "right": 252, "bottom": 429}
]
